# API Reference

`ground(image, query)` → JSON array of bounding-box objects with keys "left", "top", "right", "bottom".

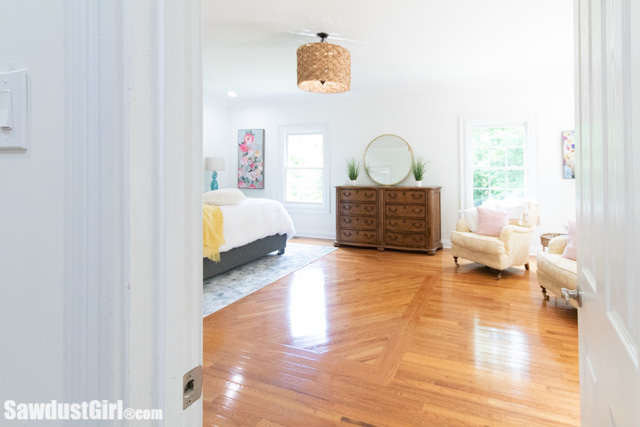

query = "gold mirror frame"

[{"left": 363, "top": 134, "right": 414, "bottom": 186}]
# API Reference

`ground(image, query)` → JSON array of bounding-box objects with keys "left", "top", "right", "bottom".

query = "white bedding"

[{"left": 217, "top": 198, "right": 295, "bottom": 253}]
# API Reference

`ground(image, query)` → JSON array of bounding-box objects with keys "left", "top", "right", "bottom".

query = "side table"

[{"left": 540, "top": 233, "right": 567, "bottom": 251}]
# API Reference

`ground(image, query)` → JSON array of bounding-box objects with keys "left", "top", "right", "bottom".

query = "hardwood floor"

[{"left": 203, "top": 246, "right": 579, "bottom": 426}]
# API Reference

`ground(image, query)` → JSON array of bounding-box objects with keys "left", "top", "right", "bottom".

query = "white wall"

[
  {"left": 0, "top": 0, "right": 65, "bottom": 414},
  {"left": 204, "top": 81, "right": 576, "bottom": 247},
  {"left": 203, "top": 97, "right": 230, "bottom": 192}
]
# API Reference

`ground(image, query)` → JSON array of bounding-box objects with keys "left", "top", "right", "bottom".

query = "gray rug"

[{"left": 203, "top": 242, "right": 337, "bottom": 317}]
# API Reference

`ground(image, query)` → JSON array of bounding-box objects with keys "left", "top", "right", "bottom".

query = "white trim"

[
  {"left": 458, "top": 112, "right": 539, "bottom": 209},
  {"left": 157, "top": 0, "right": 203, "bottom": 424},
  {"left": 280, "top": 124, "right": 331, "bottom": 214},
  {"left": 63, "top": 1, "right": 202, "bottom": 425},
  {"left": 63, "top": 0, "right": 127, "bottom": 411},
  {"left": 293, "top": 229, "right": 336, "bottom": 240}
]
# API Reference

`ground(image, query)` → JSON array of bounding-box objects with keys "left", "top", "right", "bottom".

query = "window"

[
  {"left": 460, "top": 115, "right": 537, "bottom": 208},
  {"left": 281, "top": 125, "right": 330, "bottom": 212},
  {"left": 470, "top": 126, "right": 526, "bottom": 206}
]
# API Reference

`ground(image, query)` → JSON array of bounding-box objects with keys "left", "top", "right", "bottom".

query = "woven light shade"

[{"left": 297, "top": 33, "right": 351, "bottom": 94}]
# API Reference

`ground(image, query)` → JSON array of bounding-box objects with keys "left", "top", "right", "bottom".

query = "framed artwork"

[
  {"left": 237, "top": 129, "right": 264, "bottom": 189},
  {"left": 562, "top": 130, "right": 575, "bottom": 179}
]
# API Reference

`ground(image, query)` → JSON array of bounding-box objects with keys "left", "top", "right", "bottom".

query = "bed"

[{"left": 203, "top": 197, "right": 295, "bottom": 279}]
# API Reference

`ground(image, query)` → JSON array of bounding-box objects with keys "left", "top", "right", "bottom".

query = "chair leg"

[
  {"left": 540, "top": 286, "right": 550, "bottom": 301},
  {"left": 453, "top": 256, "right": 459, "bottom": 267},
  {"left": 525, "top": 263, "right": 530, "bottom": 271},
  {"left": 496, "top": 272, "right": 502, "bottom": 280}
]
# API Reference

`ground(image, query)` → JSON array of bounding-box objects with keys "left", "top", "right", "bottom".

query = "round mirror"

[{"left": 363, "top": 134, "right": 413, "bottom": 185}]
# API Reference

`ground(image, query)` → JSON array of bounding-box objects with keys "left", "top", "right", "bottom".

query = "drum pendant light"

[{"left": 297, "top": 32, "right": 351, "bottom": 94}]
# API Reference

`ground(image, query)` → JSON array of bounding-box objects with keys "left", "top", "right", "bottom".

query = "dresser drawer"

[
  {"left": 339, "top": 188, "right": 378, "bottom": 202},
  {"left": 341, "top": 202, "right": 377, "bottom": 217},
  {"left": 340, "top": 215, "right": 377, "bottom": 231},
  {"left": 339, "top": 230, "right": 377, "bottom": 245},
  {"left": 384, "top": 190, "right": 425, "bottom": 204},
  {"left": 385, "top": 232, "right": 426, "bottom": 248},
  {"left": 385, "top": 218, "right": 426, "bottom": 232},
  {"left": 385, "top": 205, "right": 426, "bottom": 218}
]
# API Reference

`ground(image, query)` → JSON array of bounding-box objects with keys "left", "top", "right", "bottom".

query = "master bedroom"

[{"left": 200, "top": 0, "right": 580, "bottom": 425}]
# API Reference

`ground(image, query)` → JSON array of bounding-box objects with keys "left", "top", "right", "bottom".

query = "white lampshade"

[{"left": 205, "top": 157, "right": 225, "bottom": 171}]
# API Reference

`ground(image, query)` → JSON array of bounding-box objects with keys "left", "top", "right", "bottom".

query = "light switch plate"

[{"left": 0, "top": 70, "right": 28, "bottom": 150}]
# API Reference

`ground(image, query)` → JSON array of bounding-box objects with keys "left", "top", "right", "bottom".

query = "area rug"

[{"left": 203, "top": 242, "right": 336, "bottom": 317}]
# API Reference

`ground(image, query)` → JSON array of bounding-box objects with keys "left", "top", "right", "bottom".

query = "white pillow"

[
  {"left": 500, "top": 198, "right": 525, "bottom": 220},
  {"left": 460, "top": 207, "right": 479, "bottom": 232},
  {"left": 203, "top": 188, "right": 246, "bottom": 206},
  {"left": 481, "top": 199, "right": 500, "bottom": 210}
]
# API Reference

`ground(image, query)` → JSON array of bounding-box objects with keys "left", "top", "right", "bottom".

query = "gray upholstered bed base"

[{"left": 203, "top": 233, "right": 287, "bottom": 280}]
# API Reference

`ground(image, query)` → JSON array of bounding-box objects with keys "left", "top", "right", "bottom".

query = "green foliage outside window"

[
  {"left": 286, "top": 134, "right": 324, "bottom": 204},
  {"left": 471, "top": 126, "right": 526, "bottom": 206}
]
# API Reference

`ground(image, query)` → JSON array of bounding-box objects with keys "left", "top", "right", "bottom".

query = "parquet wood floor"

[{"left": 203, "top": 245, "right": 579, "bottom": 426}]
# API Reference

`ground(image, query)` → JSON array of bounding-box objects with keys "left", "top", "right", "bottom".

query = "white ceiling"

[{"left": 203, "top": 0, "right": 574, "bottom": 101}]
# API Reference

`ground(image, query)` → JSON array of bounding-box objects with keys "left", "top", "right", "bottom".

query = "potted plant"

[
  {"left": 345, "top": 157, "right": 361, "bottom": 186},
  {"left": 412, "top": 156, "right": 430, "bottom": 187}
]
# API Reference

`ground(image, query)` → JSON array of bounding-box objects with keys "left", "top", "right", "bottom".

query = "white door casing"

[
  {"left": 63, "top": 0, "right": 202, "bottom": 425},
  {"left": 575, "top": 0, "right": 640, "bottom": 425}
]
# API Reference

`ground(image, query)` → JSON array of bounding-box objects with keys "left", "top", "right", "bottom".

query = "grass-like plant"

[
  {"left": 412, "top": 156, "right": 431, "bottom": 181},
  {"left": 345, "top": 157, "right": 361, "bottom": 180}
]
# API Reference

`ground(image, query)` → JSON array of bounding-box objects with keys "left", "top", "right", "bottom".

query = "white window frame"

[
  {"left": 280, "top": 124, "right": 331, "bottom": 214},
  {"left": 459, "top": 113, "right": 539, "bottom": 209}
]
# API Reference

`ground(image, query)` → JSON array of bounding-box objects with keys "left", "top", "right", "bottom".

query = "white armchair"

[{"left": 450, "top": 202, "right": 539, "bottom": 279}]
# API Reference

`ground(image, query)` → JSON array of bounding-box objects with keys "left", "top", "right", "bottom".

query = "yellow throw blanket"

[{"left": 203, "top": 204, "right": 225, "bottom": 262}]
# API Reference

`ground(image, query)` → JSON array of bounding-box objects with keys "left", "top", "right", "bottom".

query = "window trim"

[
  {"left": 280, "top": 124, "right": 331, "bottom": 214},
  {"left": 459, "top": 113, "right": 538, "bottom": 209}
]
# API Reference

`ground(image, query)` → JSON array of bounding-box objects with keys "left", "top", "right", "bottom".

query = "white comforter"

[{"left": 217, "top": 198, "right": 295, "bottom": 253}]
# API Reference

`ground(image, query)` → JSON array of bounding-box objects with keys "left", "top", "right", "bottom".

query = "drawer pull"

[
  {"left": 388, "top": 193, "right": 397, "bottom": 199},
  {"left": 389, "top": 220, "right": 398, "bottom": 226},
  {"left": 344, "top": 205, "right": 352, "bottom": 210},
  {"left": 413, "top": 237, "right": 422, "bottom": 242},
  {"left": 389, "top": 207, "right": 398, "bottom": 213},
  {"left": 344, "top": 232, "right": 352, "bottom": 237},
  {"left": 413, "top": 222, "right": 421, "bottom": 228},
  {"left": 344, "top": 218, "right": 352, "bottom": 224},
  {"left": 365, "top": 192, "right": 374, "bottom": 198},
  {"left": 413, "top": 208, "right": 421, "bottom": 213},
  {"left": 388, "top": 235, "right": 397, "bottom": 241},
  {"left": 365, "top": 220, "right": 374, "bottom": 225},
  {"left": 412, "top": 193, "right": 422, "bottom": 199},
  {"left": 365, "top": 206, "right": 374, "bottom": 212},
  {"left": 344, "top": 191, "right": 352, "bottom": 197}
]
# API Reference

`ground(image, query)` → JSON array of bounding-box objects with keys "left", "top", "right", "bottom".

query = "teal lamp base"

[{"left": 210, "top": 171, "right": 219, "bottom": 191}]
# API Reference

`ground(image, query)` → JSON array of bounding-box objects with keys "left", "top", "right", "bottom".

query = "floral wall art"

[
  {"left": 237, "top": 129, "right": 265, "bottom": 189},
  {"left": 562, "top": 130, "right": 575, "bottom": 179}
]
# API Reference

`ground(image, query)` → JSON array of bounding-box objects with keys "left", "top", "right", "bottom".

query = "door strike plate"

[{"left": 183, "top": 365, "right": 203, "bottom": 410}]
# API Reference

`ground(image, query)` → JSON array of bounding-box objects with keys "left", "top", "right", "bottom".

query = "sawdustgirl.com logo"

[{"left": 4, "top": 400, "right": 163, "bottom": 421}]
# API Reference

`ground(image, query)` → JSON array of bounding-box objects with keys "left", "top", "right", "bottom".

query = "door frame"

[{"left": 63, "top": 1, "right": 203, "bottom": 425}]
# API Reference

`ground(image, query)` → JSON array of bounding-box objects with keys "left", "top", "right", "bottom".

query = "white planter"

[
  {"left": 350, "top": 180, "right": 357, "bottom": 186},
  {"left": 415, "top": 180, "right": 423, "bottom": 187}
]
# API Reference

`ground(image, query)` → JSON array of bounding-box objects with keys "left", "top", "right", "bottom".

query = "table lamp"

[{"left": 205, "top": 157, "right": 225, "bottom": 191}]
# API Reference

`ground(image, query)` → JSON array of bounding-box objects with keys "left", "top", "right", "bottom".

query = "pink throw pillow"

[
  {"left": 476, "top": 206, "right": 509, "bottom": 237},
  {"left": 562, "top": 219, "right": 577, "bottom": 260}
]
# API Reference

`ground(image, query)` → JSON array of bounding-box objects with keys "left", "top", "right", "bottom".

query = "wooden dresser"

[{"left": 335, "top": 186, "right": 442, "bottom": 255}]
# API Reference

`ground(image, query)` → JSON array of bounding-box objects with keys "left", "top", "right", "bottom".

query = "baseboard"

[{"left": 293, "top": 229, "right": 336, "bottom": 240}]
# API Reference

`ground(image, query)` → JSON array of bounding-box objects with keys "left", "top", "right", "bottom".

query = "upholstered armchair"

[
  {"left": 450, "top": 202, "right": 539, "bottom": 279},
  {"left": 536, "top": 234, "right": 578, "bottom": 307}
]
